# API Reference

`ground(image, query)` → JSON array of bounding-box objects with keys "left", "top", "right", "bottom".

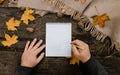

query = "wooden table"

[{"left": 0, "top": 8, "right": 120, "bottom": 75}]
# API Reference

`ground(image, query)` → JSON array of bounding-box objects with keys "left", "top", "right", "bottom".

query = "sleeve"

[
  {"left": 15, "top": 66, "right": 33, "bottom": 75},
  {"left": 81, "top": 56, "right": 109, "bottom": 75}
]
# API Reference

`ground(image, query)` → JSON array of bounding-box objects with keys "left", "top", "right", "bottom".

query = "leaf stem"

[{"left": 95, "top": 6, "right": 99, "bottom": 15}]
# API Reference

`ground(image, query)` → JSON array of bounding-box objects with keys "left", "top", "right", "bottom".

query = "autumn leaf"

[
  {"left": 74, "top": 0, "right": 86, "bottom": 4},
  {"left": 70, "top": 55, "right": 80, "bottom": 65},
  {"left": 67, "top": 54, "right": 80, "bottom": 65},
  {"left": 1, "top": 34, "right": 18, "bottom": 47},
  {"left": 0, "top": 0, "right": 4, "bottom": 4},
  {"left": 21, "top": 8, "right": 35, "bottom": 25},
  {"left": 81, "top": 0, "right": 86, "bottom": 4},
  {"left": 91, "top": 13, "right": 110, "bottom": 28},
  {"left": 6, "top": 17, "right": 21, "bottom": 31}
]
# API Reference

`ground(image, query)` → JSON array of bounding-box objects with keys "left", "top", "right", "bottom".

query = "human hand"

[
  {"left": 21, "top": 38, "right": 45, "bottom": 68},
  {"left": 71, "top": 40, "right": 91, "bottom": 63}
]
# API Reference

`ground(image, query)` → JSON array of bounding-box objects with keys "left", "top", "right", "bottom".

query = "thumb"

[
  {"left": 72, "top": 44, "right": 80, "bottom": 56},
  {"left": 37, "top": 52, "right": 45, "bottom": 63}
]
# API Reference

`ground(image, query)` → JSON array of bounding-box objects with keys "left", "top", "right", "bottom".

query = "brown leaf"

[
  {"left": 0, "top": 0, "right": 4, "bottom": 4},
  {"left": 81, "top": 0, "right": 86, "bottom": 4},
  {"left": 26, "top": 27, "right": 34, "bottom": 32}
]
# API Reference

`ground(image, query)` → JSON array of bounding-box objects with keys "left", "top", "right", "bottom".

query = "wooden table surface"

[{"left": 0, "top": 7, "right": 120, "bottom": 75}]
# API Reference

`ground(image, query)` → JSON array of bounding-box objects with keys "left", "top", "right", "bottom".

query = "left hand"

[{"left": 21, "top": 38, "right": 46, "bottom": 68}]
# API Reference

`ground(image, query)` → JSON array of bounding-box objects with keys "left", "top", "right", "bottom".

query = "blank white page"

[{"left": 46, "top": 23, "right": 71, "bottom": 57}]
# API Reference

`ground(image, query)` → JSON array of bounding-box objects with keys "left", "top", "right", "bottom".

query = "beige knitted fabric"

[
  {"left": 84, "top": 0, "right": 120, "bottom": 51},
  {"left": 17, "top": 0, "right": 92, "bottom": 13}
]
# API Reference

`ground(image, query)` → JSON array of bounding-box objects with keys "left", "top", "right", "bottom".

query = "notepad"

[{"left": 46, "top": 23, "right": 71, "bottom": 57}]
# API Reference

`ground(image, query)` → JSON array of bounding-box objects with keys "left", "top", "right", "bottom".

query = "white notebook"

[{"left": 46, "top": 23, "right": 71, "bottom": 57}]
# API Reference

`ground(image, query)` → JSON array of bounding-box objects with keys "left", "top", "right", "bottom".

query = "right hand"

[{"left": 71, "top": 40, "right": 91, "bottom": 63}]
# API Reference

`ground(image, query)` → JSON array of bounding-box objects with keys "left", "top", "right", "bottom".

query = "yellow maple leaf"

[
  {"left": 21, "top": 8, "right": 35, "bottom": 25},
  {"left": 67, "top": 54, "right": 80, "bottom": 65},
  {"left": 0, "top": 0, "right": 4, "bottom": 4},
  {"left": 91, "top": 13, "right": 110, "bottom": 28},
  {"left": 1, "top": 34, "right": 18, "bottom": 47},
  {"left": 70, "top": 55, "right": 80, "bottom": 65},
  {"left": 6, "top": 17, "right": 21, "bottom": 31}
]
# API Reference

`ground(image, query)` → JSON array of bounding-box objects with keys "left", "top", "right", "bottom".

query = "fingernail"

[
  {"left": 39, "top": 39, "right": 42, "bottom": 42},
  {"left": 42, "top": 52, "right": 45, "bottom": 55},
  {"left": 34, "top": 38, "right": 37, "bottom": 40}
]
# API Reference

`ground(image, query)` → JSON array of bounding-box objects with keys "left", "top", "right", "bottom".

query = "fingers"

[
  {"left": 31, "top": 40, "right": 43, "bottom": 51},
  {"left": 72, "top": 40, "right": 83, "bottom": 45},
  {"left": 72, "top": 40, "right": 87, "bottom": 48},
  {"left": 37, "top": 52, "right": 45, "bottom": 63},
  {"left": 24, "top": 41, "right": 30, "bottom": 51},
  {"left": 26, "top": 38, "right": 45, "bottom": 55},
  {"left": 28, "top": 38, "right": 37, "bottom": 50},
  {"left": 35, "top": 45, "right": 46, "bottom": 55},
  {"left": 72, "top": 44, "right": 80, "bottom": 56}
]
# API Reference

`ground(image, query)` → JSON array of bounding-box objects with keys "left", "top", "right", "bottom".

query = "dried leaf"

[
  {"left": 74, "top": 0, "right": 86, "bottom": 4},
  {"left": 6, "top": 17, "right": 21, "bottom": 31},
  {"left": 26, "top": 27, "right": 34, "bottom": 32},
  {"left": 81, "top": 0, "right": 86, "bottom": 4},
  {"left": 91, "top": 13, "right": 110, "bottom": 28},
  {"left": 67, "top": 54, "right": 80, "bottom": 65},
  {"left": 1, "top": 34, "right": 18, "bottom": 47},
  {"left": 21, "top": 8, "right": 35, "bottom": 25},
  {"left": 0, "top": 0, "right": 4, "bottom": 4}
]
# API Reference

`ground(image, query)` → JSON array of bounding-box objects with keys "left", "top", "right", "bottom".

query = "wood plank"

[{"left": 0, "top": 51, "right": 120, "bottom": 75}]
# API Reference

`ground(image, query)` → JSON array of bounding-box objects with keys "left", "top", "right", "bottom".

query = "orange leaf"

[
  {"left": 21, "top": 8, "right": 35, "bottom": 25},
  {"left": 81, "top": 0, "right": 86, "bottom": 4},
  {"left": 1, "top": 34, "right": 18, "bottom": 47},
  {"left": 67, "top": 54, "right": 80, "bottom": 65},
  {"left": 6, "top": 17, "right": 21, "bottom": 31},
  {"left": 0, "top": 0, "right": 4, "bottom": 4},
  {"left": 91, "top": 13, "right": 110, "bottom": 28}
]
